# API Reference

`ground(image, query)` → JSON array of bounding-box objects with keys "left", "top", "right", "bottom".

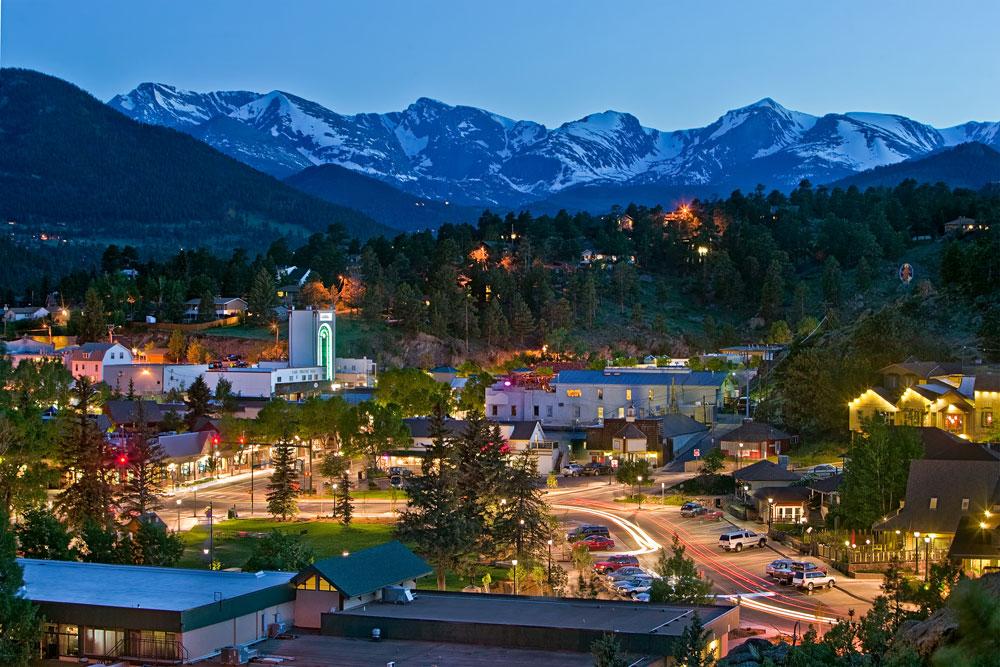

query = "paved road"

[{"left": 175, "top": 469, "right": 879, "bottom": 637}]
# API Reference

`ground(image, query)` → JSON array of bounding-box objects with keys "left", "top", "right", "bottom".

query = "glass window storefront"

[{"left": 43, "top": 624, "right": 79, "bottom": 659}]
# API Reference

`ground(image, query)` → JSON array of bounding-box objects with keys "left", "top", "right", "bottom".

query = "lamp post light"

[
  {"left": 738, "top": 442, "right": 744, "bottom": 469},
  {"left": 923, "top": 536, "right": 931, "bottom": 581},
  {"left": 176, "top": 498, "right": 182, "bottom": 533},
  {"left": 767, "top": 497, "right": 774, "bottom": 535},
  {"left": 637, "top": 475, "right": 643, "bottom": 510},
  {"left": 661, "top": 481, "right": 665, "bottom": 503},
  {"left": 512, "top": 559, "right": 519, "bottom": 595},
  {"left": 547, "top": 539, "right": 553, "bottom": 586},
  {"left": 913, "top": 531, "right": 921, "bottom": 575}
]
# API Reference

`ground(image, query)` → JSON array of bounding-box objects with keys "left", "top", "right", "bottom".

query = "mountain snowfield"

[{"left": 109, "top": 85, "right": 1000, "bottom": 206}]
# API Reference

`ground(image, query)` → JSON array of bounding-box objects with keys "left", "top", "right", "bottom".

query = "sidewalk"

[{"left": 166, "top": 466, "right": 272, "bottom": 496}]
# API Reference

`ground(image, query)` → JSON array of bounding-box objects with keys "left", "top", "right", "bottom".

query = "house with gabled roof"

[
  {"left": 292, "top": 541, "right": 431, "bottom": 628},
  {"left": 849, "top": 360, "right": 999, "bottom": 442}
]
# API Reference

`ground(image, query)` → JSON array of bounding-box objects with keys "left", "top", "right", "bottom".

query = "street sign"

[
  {"left": 693, "top": 448, "right": 700, "bottom": 458},
  {"left": 611, "top": 459, "right": 619, "bottom": 468}
]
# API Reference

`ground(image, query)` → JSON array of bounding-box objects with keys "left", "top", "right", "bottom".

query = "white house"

[
  {"left": 66, "top": 343, "right": 132, "bottom": 383},
  {"left": 2, "top": 306, "right": 49, "bottom": 322},
  {"left": 182, "top": 297, "right": 247, "bottom": 321}
]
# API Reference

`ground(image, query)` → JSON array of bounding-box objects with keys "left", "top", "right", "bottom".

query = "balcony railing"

[{"left": 102, "top": 636, "right": 188, "bottom": 664}]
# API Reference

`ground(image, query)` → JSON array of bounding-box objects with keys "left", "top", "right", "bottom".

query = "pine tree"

[
  {"left": 131, "top": 520, "right": 184, "bottom": 566},
  {"left": 77, "top": 287, "right": 107, "bottom": 343},
  {"left": 509, "top": 293, "right": 536, "bottom": 345},
  {"left": 337, "top": 471, "right": 354, "bottom": 526},
  {"left": 266, "top": 442, "right": 299, "bottom": 521},
  {"left": 649, "top": 534, "right": 713, "bottom": 605},
  {"left": 674, "top": 612, "right": 712, "bottom": 667},
  {"left": 247, "top": 266, "right": 277, "bottom": 323},
  {"left": 57, "top": 378, "right": 115, "bottom": 530},
  {"left": 481, "top": 297, "right": 509, "bottom": 348},
  {"left": 0, "top": 509, "right": 40, "bottom": 666},
  {"left": 822, "top": 256, "right": 843, "bottom": 307},
  {"left": 119, "top": 401, "right": 166, "bottom": 520},
  {"left": 197, "top": 289, "right": 216, "bottom": 322},
  {"left": 759, "top": 259, "right": 785, "bottom": 322},
  {"left": 856, "top": 255, "right": 874, "bottom": 292},
  {"left": 184, "top": 375, "right": 213, "bottom": 429},
  {"left": 590, "top": 633, "right": 628, "bottom": 667}
]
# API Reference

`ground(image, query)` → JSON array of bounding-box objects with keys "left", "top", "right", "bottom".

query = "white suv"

[
  {"left": 718, "top": 529, "right": 767, "bottom": 552},
  {"left": 793, "top": 569, "right": 836, "bottom": 591}
]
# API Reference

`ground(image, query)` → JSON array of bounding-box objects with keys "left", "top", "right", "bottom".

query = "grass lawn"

[
  {"left": 416, "top": 565, "right": 510, "bottom": 592},
  {"left": 178, "top": 518, "right": 394, "bottom": 569},
  {"left": 201, "top": 322, "right": 286, "bottom": 341},
  {"left": 614, "top": 493, "right": 693, "bottom": 506},
  {"left": 780, "top": 440, "right": 847, "bottom": 467}
]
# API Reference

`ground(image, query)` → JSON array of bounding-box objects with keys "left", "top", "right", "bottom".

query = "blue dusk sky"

[{"left": 2, "top": 0, "right": 999, "bottom": 129}]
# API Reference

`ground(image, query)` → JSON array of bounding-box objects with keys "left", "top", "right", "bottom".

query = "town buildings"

[
  {"left": 486, "top": 367, "right": 735, "bottom": 427},
  {"left": 848, "top": 360, "right": 999, "bottom": 442}
]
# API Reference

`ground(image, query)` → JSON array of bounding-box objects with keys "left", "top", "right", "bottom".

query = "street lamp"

[
  {"left": 913, "top": 531, "right": 921, "bottom": 575},
  {"left": 547, "top": 539, "right": 553, "bottom": 586},
  {"left": 767, "top": 497, "right": 774, "bottom": 535},
  {"left": 661, "top": 481, "right": 665, "bottom": 503},
  {"left": 738, "top": 442, "right": 744, "bottom": 469},
  {"left": 637, "top": 475, "right": 644, "bottom": 510},
  {"left": 512, "top": 559, "right": 519, "bottom": 595},
  {"left": 923, "top": 536, "right": 931, "bottom": 581},
  {"left": 176, "top": 498, "right": 182, "bottom": 532}
]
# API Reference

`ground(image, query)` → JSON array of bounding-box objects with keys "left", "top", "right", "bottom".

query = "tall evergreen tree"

[
  {"left": 119, "top": 402, "right": 166, "bottom": 520},
  {"left": 57, "top": 378, "right": 115, "bottom": 530},
  {"left": 759, "top": 259, "right": 785, "bottom": 322},
  {"left": 822, "top": 256, "right": 843, "bottom": 307},
  {"left": 0, "top": 510, "right": 40, "bottom": 666},
  {"left": 247, "top": 266, "right": 277, "bottom": 323},
  {"left": 674, "top": 612, "right": 712, "bottom": 667},
  {"left": 77, "top": 287, "right": 107, "bottom": 343},
  {"left": 336, "top": 471, "right": 354, "bottom": 526},
  {"left": 508, "top": 293, "right": 536, "bottom": 345},
  {"left": 649, "top": 534, "right": 713, "bottom": 605},
  {"left": 266, "top": 441, "right": 299, "bottom": 521},
  {"left": 15, "top": 506, "right": 76, "bottom": 560},
  {"left": 184, "top": 375, "right": 213, "bottom": 429}
]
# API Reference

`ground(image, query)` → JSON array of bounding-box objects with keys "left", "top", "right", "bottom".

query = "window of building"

[
  {"left": 944, "top": 413, "right": 964, "bottom": 432},
  {"left": 566, "top": 389, "right": 582, "bottom": 397},
  {"left": 961, "top": 498, "right": 970, "bottom": 510},
  {"left": 546, "top": 406, "right": 553, "bottom": 418},
  {"left": 618, "top": 407, "right": 625, "bottom": 418},
  {"left": 597, "top": 389, "right": 603, "bottom": 400},
  {"left": 901, "top": 409, "right": 923, "bottom": 426},
  {"left": 533, "top": 405, "right": 539, "bottom": 417},
  {"left": 648, "top": 388, "right": 654, "bottom": 401},
  {"left": 929, "top": 497, "right": 938, "bottom": 510},
  {"left": 983, "top": 410, "right": 994, "bottom": 428},
  {"left": 318, "top": 578, "right": 335, "bottom": 592},
  {"left": 297, "top": 575, "right": 317, "bottom": 590},
  {"left": 625, "top": 389, "right": 632, "bottom": 401},
  {"left": 574, "top": 406, "right": 581, "bottom": 419},
  {"left": 491, "top": 405, "right": 498, "bottom": 416},
  {"left": 84, "top": 628, "right": 124, "bottom": 657},
  {"left": 511, "top": 406, "right": 517, "bottom": 417},
  {"left": 597, "top": 407, "right": 604, "bottom": 420}
]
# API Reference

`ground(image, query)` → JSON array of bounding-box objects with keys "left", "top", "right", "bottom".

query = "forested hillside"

[{"left": 0, "top": 69, "right": 385, "bottom": 249}]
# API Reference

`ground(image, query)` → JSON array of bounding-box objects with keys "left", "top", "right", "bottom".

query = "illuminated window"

[
  {"left": 297, "top": 576, "right": 317, "bottom": 590},
  {"left": 597, "top": 389, "right": 603, "bottom": 400},
  {"left": 566, "top": 389, "right": 582, "bottom": 397},
  {"left": 944, "top": 414, "right": 963, "bottom": 432},
  {"left": 983, "top": 411, "right": 994, "bottom": 428},
  {"left": 618, "top": 407, "right": 625, "bottom": 418},
  {"left": 929, "top": 497, "right": 938, "bottom": 510},
  {"left": 318, "top": 578, "right": 335, "bottom": 592},
  {"left": 625, "top": 389, "right": 632, "bottom": 401},
  {"left": 961, "top": 498, "right": 969, "bottom": 510},
  {"left": 597, "top": 407, "right": 604, "bottom": 420},
  {"left": 648, "top": 388, "right": 654, "bottom": 401}
]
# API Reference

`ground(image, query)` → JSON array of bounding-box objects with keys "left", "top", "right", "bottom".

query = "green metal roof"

[{"left": 298, "top": 541, "right": 432, "bottom": 598}]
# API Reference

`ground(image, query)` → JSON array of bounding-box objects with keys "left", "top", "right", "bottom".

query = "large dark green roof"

[{"left": 300, "top": 541, "right": 432, "bottom": 598}]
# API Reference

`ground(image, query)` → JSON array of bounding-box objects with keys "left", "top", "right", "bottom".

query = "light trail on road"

[{"left": 553, "top": 504, "right": 661, "bottom": 555}]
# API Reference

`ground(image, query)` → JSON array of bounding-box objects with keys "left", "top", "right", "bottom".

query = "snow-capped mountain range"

[{"left": 109, "top": 83, "right": 1000, "bottom": 206}]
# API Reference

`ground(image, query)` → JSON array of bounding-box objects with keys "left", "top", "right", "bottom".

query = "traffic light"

[
  {"left": 212, "top": 434, "right": 220, "bottom": 447},
  {"left": 238, "top": 435, "right": 246, "bottom": 445},
  {"left": 117, "top": 454, "right": 128, "bottom": 465}
]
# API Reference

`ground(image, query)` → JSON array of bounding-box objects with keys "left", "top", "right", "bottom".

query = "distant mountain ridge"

[
  {"left": 109, "top": 84, "right": 1000, "bottom": 206},
  {"left": 0, "top": 68, "right": 387, "bottom": 249},
  {"left": 830, "top": 142, "right": 1000, "bottom": 190}
]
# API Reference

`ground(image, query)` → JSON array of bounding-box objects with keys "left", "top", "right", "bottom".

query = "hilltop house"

[
  {"left": 182, "top": 297, "right": 247, "bottom": 322},
  {"left": 848, "top": 359, "right": 999, "bottom": 442},
  {"left": 2, "top": 306, "right": 49, "bottom": 322}
]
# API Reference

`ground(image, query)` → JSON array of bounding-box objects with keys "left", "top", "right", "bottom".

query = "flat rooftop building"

[
  {"left": 21, "top": 559, "right": 296, "bottom": 664},
  {"left": 323, "top": 591, "right": 739, "bottom": 660}
]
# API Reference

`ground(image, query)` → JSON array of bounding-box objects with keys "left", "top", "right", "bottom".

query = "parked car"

[
  {"left": 561, "top": 464, "right": 585, "bottom": 477},
  {"left": 775, "top": 561, "right": 825, "bottom": 585},
  {"left": 566, "top": 525, "right": 610, "bottom": 542},
  {"left": 582, "top": 462, "right": 611, "bottom": 476},
  {"left": 811, "top": 464, "right": 838, "bottom": 478},
  {"left": 607, "top": 566, "right": 648, "bottom": 581},
  {"left": 579, "top": 535, "right": 615, "bottom": 551},
  {"left": 631, "top": 591, "right": 651, "bottom": 602},
  {"left": 766, "top": 559, "right": 795, "bottom": 578},
  {"left": 698, "top": 509, "right": 724, "bottom": 521},
  {"left": 594, "top": 554, "right": 640, "bottom": 573},
  {"left": 680, "top": 503, "right": 704, "bottom": 518},
  {"left": 793, "top": 569, "right": 836, "bottom": 591},
  {"left": 718, "top": 529, "right": 767, "bottom": 552},
  {"left": 612, "top": 577, "right": 653, "bottom": 594},
  {"left": 388, "top": 466, "right": 412, "bottom": 477}
]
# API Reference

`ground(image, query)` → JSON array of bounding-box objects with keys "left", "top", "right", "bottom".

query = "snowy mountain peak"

[{"left": 108, "top": 82, "right": 1000, "bottom": 206}]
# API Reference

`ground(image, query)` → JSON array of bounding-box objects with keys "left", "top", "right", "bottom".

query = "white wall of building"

[{"left": 181, "top": 600, "right": 295, "bottom": 662}]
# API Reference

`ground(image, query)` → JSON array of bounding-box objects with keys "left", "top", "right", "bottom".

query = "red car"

[
  {"left": 594, "top": 555, "right": 639, "bottom": 573},
  {"left": 698, "top": 509, "right": 724, "bottom": 521},
  {"left": 580, "top": 536, "right": 615, "bottom": 551}
]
